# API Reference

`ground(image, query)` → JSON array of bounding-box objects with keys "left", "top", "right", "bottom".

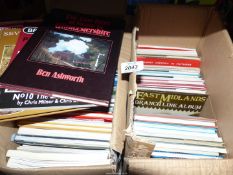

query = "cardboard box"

[
  {"left": 0, "top": 32, "right": 131, "bottom": 175},
  {"left": 0, "top": 1, "right": 129, "bottom": 173},
  {"left": 124, "top": 4, "right": 233, "bottom": 175}
]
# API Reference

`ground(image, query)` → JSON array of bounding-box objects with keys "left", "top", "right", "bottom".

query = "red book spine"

[
  {"left": 137, "top": 57, "right": 201, "bottom": 68},
  {"left": 71, "top": 114, "right": 113, "bottom": 122}
]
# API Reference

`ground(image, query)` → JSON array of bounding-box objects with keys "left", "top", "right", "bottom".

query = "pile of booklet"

[
  {"left": 133, "top": 113, "right": 227, "bottom": 159},
  {"left": 135, "top": 45, "right": 208, "bottom": 116},
  {"left": 0, "top": 9, "right": 125, "bottom": 169},
  {"left": 7, "top": 111, "right": 113, "bottom": 168},
  {"left": 132, "top": 44, "right": 227, "bottom": 159}
]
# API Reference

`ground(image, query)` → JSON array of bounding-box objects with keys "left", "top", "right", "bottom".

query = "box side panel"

[
  {"left": 0, "top": 122, "right": 18, "bottom": 167},
  {"left": 136, "top": 4, "right": 212, "bottom": 48},
  {"left": 1, "top": 165, "right": 112, "bottom": 175},
  {"left": 110, "top": 33, "right": 132, "bottom": 153},
  {"left": 200, "top": 10, "right": 233, "bottom": 158}
]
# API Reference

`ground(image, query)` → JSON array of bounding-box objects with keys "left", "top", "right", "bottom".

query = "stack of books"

[
  {"left": 133, "top": 113, "right": 227, "bottom": 159},
  {"left": 132, "top": 45, "right": 227, "bottom": 159},
  {"left": 0, "top": 9, "right": 125, "bottom": 121},
  {"left": 0, "top": 24, "right": 95, "bottom": 121},
  {"left": 6, "top": 111, "right": 113, "bottom": 168},
  {"left": 135, "top": 45, "right": 208, "bottom": 116},
  {"left": 0, "top": 9, "right": 125, "bottom": 168}
]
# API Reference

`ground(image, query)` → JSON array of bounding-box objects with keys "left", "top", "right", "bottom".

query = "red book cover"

[
  {"left": 71, "top": 112, "right": 113, "bottom": 122},
  {"left": 137, "top": 56, "right": 201, "bottom": 68},
  {"left": 11, "top": 26, "right": 38, "bottom": 62}
]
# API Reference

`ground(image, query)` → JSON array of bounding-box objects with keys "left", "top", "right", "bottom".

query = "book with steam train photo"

[{"left": 0, "top": 9, "right": 125, "bottom": 107}]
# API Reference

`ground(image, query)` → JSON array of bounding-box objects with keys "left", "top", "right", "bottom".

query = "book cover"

[
  {"left": 11, "top": 26, "right": 38, "bottom": 62},
  {"left": 7, "top": 148, "right": 110, "bottom": 168},
  {"left": 0, "top": 88, "right": 96, "bottom": 111},
  {"left": 12, "top": 134, "right": 109, "bottom": 149},
  {"left": 0, "top": 107, "right": 85, "bottom": 122},
  {"left": 0, "top": 9, "right": 125, "bottom": 106},
  {"left": 0, "top": 28, "right": 21, "bottom": 76},
  {"left": 134, "top": 90, "right": 208, "bottom": 116}
]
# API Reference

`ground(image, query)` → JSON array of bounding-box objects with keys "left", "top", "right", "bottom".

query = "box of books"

[
  {"left": 0, "top": 9, "right": 130, "bottom": 175},
  {"left": 124, "top": 4, "right": 233, "bottom": 175}
]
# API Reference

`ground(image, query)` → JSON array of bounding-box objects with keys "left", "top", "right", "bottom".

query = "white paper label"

[{"left": 121, "top": 61, "right": 144, "bottom": 74}]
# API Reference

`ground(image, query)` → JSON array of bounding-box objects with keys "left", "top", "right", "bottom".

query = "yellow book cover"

[{"left": 0, "top": 28, "right": 21, "bottom": 76}]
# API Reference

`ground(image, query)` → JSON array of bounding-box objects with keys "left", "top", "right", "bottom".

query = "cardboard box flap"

[
  {"left": 1, "top": 165, "right": 112, "bottom": 175},
  {"left": 136, "top": 4, "right": 213, "bottom": 48},
  {"left": 126, "top": 27, "right": 138, "bottom": 128},
  {"left": 0, "top": 122, "right": 18, "bottom": 167},
  {"left": 200, "top": 18, "right": 233, "bottom": 157},
  {"left": 127, "top": 159, "right": 233, "bottom": 175},
  {"left": 124, "top": 135, "right": 154, "bottom": 158},
  {"left": 110, "top": 33, "right": 132, "bottom": 154}
]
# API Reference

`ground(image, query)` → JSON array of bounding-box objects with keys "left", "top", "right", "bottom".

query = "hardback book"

[
  {"left": 0, "top": 28, "right": 21, "bottom": 76},
  {"left": 0, "top": 9, "right": 125, "bottom": 106},
  {"left": 0, "top": 88, "right": 96, "bottom": 111}
]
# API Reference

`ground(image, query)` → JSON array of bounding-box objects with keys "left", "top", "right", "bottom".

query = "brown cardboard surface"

[
  {"left": 136, "top": 5, "right": 212, "bottom": 48},
  {"left": 110, "top": 32, "right": 132, "bottom": 154},
  {"left": 124, "top": 136, "right": 155, "bottom": 158},
  {"left": 0, "top": 122, "right": 18, "bottom": 167},
  {"left": 200, "top": 11, "right": 233, "bottom": 157},
  {"left": 127, "top": 159, "right": 233, "bottom": 175},
  {"left": 1, "top": 165, "right": 112, "bottom": 175},
  {"left": 125, "top": 4, "right": 233, "bottom": 175}
]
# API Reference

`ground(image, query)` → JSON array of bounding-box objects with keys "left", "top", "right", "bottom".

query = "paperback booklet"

[
  {"left": 134, "top": 45, "right": 208, "bottom": 116},
  {"left": 134, "top": 90, "right": 208, "bottom": 116},
  {"left": 0, "top": 9, "right": 125, "bottom": 106}
]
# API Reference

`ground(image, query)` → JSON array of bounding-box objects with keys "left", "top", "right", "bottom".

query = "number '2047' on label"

[{"left": 121, "top": 61, "right": 144, "bottom": 74}]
